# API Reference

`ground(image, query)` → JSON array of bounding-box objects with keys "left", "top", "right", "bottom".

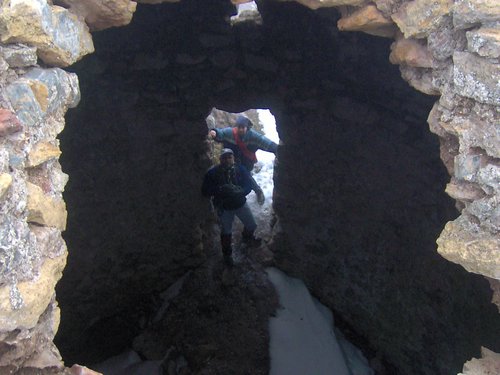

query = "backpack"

[
  {"left": 214, "top": 166, "right": 246, "bottom": 210},
  {"left": 219, "top": 183, "right": 246, "bottom": 210}
]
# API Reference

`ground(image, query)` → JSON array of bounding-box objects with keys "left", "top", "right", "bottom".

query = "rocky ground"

[{"left": 132, "top": 237, "right": 279, "bottom": 375}]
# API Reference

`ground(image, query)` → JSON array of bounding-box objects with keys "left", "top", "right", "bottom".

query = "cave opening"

[
  {"left": 205, "top": 107, "right": 279, "bottom": 213},
  {"left": 54, "top": 1, "right": 500, "bottom": 374}
]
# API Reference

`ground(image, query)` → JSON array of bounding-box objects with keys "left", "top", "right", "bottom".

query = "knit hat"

[{"left": 235, "top": 115, "right": 253, "bottom": 128}]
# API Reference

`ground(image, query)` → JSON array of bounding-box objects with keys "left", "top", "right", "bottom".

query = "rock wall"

[
  {"left": 0, "top": 0, "right": 498, "bottom": 374},
  {"left": 278, "top": 0, "right": 500, "bottom": 291},
  {"left": 55, "top": 56, "right": 213, "bottom": 363},
  {"left": 270, "top": 0, "right": 500, "bottom": 372},
  {"left": 0, "top": 9, "right": 84, "bottom": 372},
  {"left": 271, "top": 88, "right": 499, "bottom": 374}
]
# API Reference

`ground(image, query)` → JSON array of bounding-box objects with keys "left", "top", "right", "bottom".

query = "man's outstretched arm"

[
  {"left": 208, "top": 128, "right": 236, "bottom": 145},
  {"left": 248, "top": 130, "right": 278, "bottom": 153}
]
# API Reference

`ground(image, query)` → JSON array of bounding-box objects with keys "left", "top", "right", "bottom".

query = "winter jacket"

[
  {"left": 202, "top": 164, "right": 253, "bottom": 210},
  {"left": 212, "top": 127, "right": 278, "bottom": 171}
]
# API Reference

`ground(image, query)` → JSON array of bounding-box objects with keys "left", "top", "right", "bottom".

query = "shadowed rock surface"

[{"left": 0, "top": 0, "right": 498, "bottom": 374}]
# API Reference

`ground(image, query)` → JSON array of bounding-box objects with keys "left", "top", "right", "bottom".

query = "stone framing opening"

[{"left": 0, "top": 0, "right": 498, "bottom": 374}]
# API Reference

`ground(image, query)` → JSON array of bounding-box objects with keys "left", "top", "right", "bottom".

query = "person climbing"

[
  {"left": 207, "top": 114, "right": 278, "bottom": 205},
  {"left": 202, "top": 148, "right": 261, "bottom": 266}
]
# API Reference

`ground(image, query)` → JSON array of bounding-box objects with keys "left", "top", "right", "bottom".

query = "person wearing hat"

[
  {"left": 208, "top": 114, "right": 278, "bottom": 205},
  {"left": 202, "top": 148, "right": 261, "bottom": 266}
]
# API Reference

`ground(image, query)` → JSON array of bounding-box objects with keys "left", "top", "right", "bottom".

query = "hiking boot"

[{"left": 255, "top": 188, "right": 265, "bottom": 205}]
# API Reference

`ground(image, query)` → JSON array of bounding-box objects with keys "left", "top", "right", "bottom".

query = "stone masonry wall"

[
  {"left": 0, "top": 0, "right": 498, "bottom": 374},
  {"left": 0, "top": 7, "right": 86, "bottom": 372},
  {"left": 283, "top": 0, "right": 500, "bottom": 297}
]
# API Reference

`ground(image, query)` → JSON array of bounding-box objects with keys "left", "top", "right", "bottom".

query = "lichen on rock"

[{"left": 0, "top": 0, "right": 94, "bottom": 66}]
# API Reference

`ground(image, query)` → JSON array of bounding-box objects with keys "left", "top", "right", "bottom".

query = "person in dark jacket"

[
  {"left": 208, "top": 115, "right": 278, "bottom": 205},
  {"left": 202, "top": 148, "right": 261, "bottom": 266}
]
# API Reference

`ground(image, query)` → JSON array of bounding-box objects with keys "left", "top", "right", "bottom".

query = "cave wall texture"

[{"left": 0, "top": 0, "right": 499, "bottom": 374}]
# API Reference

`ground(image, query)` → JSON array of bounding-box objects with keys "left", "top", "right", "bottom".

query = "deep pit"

[{"left": 53, "top": 2, "right": 500, "bottom": 374}]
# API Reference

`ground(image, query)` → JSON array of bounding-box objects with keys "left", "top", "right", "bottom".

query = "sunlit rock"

[
  {"left": 427, "top": 103, "right": 459, "bottom": 175},
  {"left": 28, "top": 81, "right": 50, "bottom": 112},
  {"left": 445, "top": 111, "right": 500, "bottom": 160},
  {"left": 427, "top": 19, "right": 467, "bottom": 61},
  {"left": 0, "top": 56, "right": 8, "bottom": 73},
  {"left": 0, "top": 173, "right": 13, "bottom": 199},
  {"left": 28, "top": 163, "right": 66, "bottom": 200},
  {"left": 392, "top": 0, "right": 453, "bottom": 38},
  {"left": 0, "top": 44, "right": 38, "bottom": 68},
  {"left": 459, "top": 347, "right": 500, "bottom": 375},
  {"left": 22, "top": 342, "right": 65, "bottom": 373},
  {"left": 390, "top": 37, "right": 435, "bottom": 68},
  {"left": 337, "top": 4, "right": 396, "bottom": 38},
  {"left": 26, "top": 182, "right": 67, "bottom": 230},
  {"left": 0, "top": 300, "right": 63, "bottom": 372},
  {"left": 5, "top": 68, "right": 80, "bottom": 129},
  {"left": 0, "top": 0, "right": 94, "bottom": 67},
  {"left": 453, "top": 51, "right": 500, "bottom": 106},
  {"left": 445, "top": 180, "right": 486, "bottom": 203},
  {"left": 27, "top": 142, "right": 61, "bottom": 167},
  {"left": 0, "top": 253, "right": 66, "bottom": 331},
  {"left": 466, "top": 27, "right": 500, "bottom": 59},
  {"left": 24, "top": 68, "right": 81, "bottom": 112},
  {"left": 437, "top": 216, "right": 500, "bottom": 280},
  {"left": 454, "top": 153, "right": 484, "bottom": 180},
  {"left": 4, "top": 80, "right": 43, "bottom": 128},
  {"left": 48, "top": 167, "right": 69, "bottom": 195},
  {"left": 0, "top": 109, "right": 22, "bottom": 136},
  {"left": 0, "top": 219, "right": 39, "bottom": 286},
  {"left": 278, "top": 0, "right": 367, "bottom": 9},
  {"left": 373, "top": 0, "right": 399, "bottom": 16},
  {"left": 31, "top": 226, "right": 67, "bottom": 260},
  {"left": 399, "top": 65, "right": 440, "bottom": 95},
  {"left": 431, "top": 87, "right": 500, "bottom": 274},
  {"left": 54, "top": 0, "right": 137, "bottom": 31},
  {"left": 453, "top": 0, "right": 500, "bottom": 30}
]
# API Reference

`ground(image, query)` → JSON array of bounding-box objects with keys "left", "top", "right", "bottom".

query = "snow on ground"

[
  {"left": 336, "top": 331, "right": 376, "bottom": 375},
  {"left": 266, "top": 267, "right": 351, "bottom": 375},
  {"left": 255, "top": 111, "right": 373, "bottom": 375},
  {"left": 266, "top": 267, "right": 374, "bottom": 375}
]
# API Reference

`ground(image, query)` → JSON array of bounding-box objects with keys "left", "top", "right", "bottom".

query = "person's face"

[
  {"left": 237, "top": 125, "right": 248, "bottom": 136},
  {"left": 221, "top": 154, "right": 235, "bottom": 167}
]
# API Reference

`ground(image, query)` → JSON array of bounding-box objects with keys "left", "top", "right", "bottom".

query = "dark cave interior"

[{"left": 54, "top": 1, "right": 500, "bottom": 374}]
